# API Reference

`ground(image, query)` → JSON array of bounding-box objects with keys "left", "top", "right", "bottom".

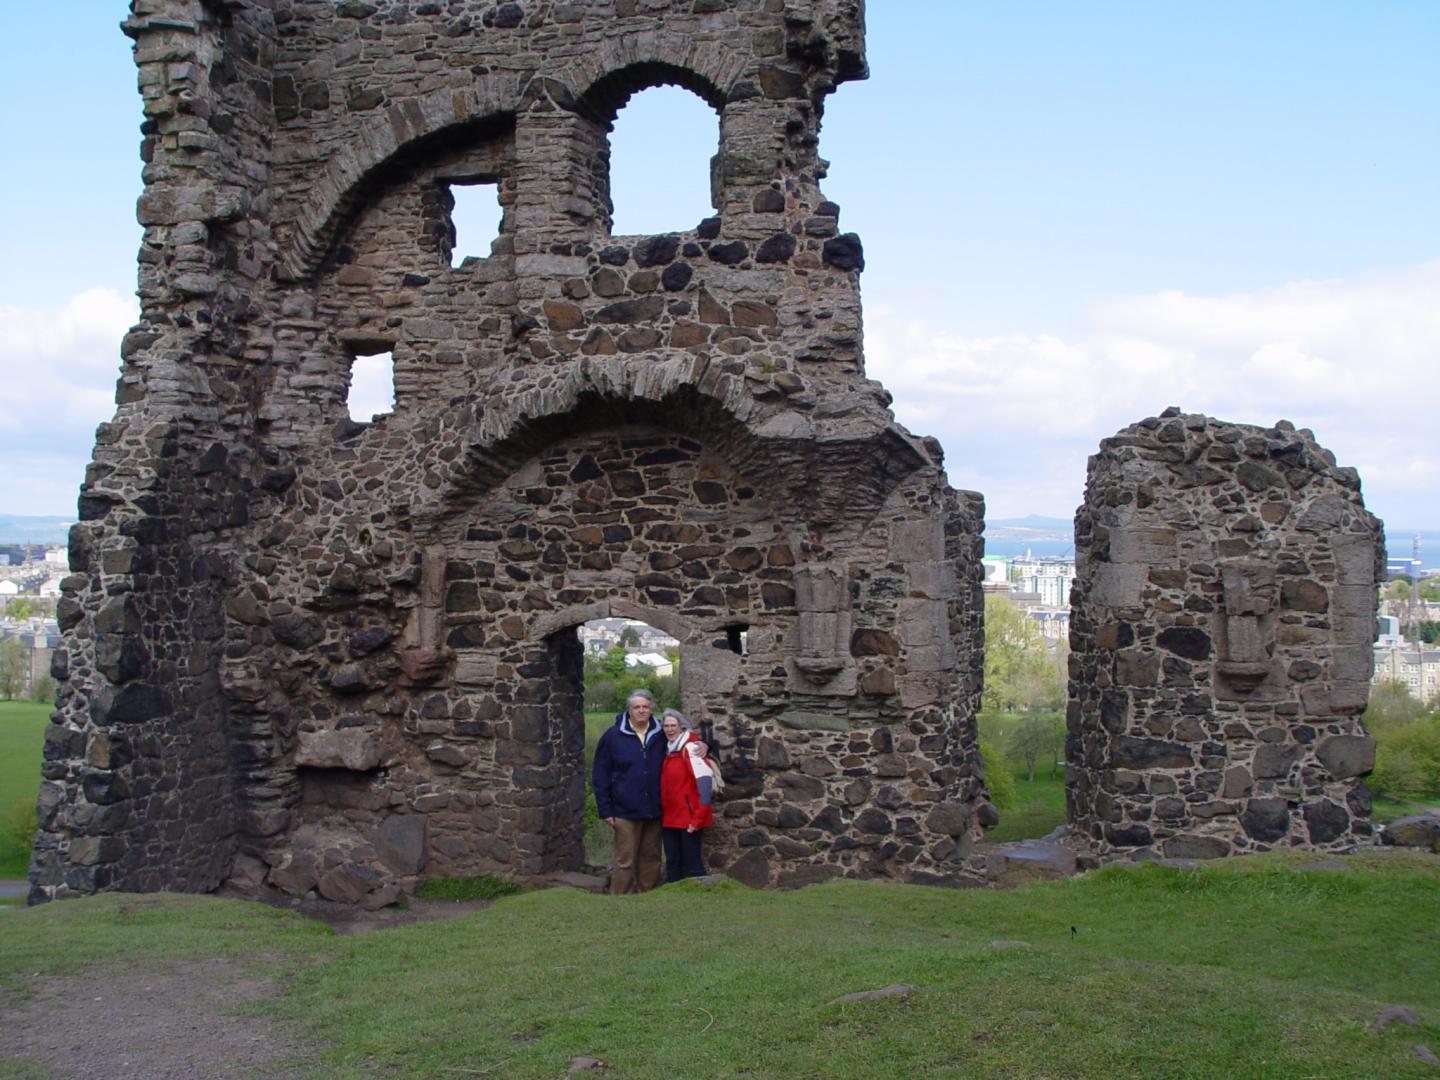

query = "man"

[{"left": 591, "top": 688, "right": 666, "bottom": 894}]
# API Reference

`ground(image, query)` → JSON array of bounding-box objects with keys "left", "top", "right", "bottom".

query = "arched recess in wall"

[
  {"left": 291, "top": 110, "right": 518, "bottom": 282},
  {"left": 404, "top": 362, "right": 935, "bottom": 546},
  {"left": 282, "top": 115, "right": 516, "bottom": 430}
]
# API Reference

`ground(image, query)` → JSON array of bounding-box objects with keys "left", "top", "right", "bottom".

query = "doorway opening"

[{"left": 578, "top": 617, "right": 681, "bottom": 868}]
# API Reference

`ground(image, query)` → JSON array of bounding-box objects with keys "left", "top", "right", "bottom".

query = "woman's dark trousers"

[{"left": 662, "top": 827, "right": 706, "bottom": 882}]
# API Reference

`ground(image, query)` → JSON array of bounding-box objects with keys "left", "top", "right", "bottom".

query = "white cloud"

[
  {"left": 4, "top": 268, "right": 1437, "bottom": 529},
  {"left": 0, "top": 288, "right": 134, "bottom": 515},
  {"left": 866, "top": 260, "right": 1440, "bottom": 526},
  {"left": 347, "top": 352, "right": 395, "bottom": 423}
]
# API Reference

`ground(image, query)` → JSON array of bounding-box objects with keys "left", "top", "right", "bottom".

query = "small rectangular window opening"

[
  {"left": 725, "top": 625, "right": 748, "bottom": 656},
  {"left": 347, "top": 351, "right": 394, "bottom": 422},
  {"left": 447, "top": 181, "right": 502, "bottom": 268}
]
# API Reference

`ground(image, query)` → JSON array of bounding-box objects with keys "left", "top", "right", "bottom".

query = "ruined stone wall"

[
  {"left": 1068, "top": 410, "right": 1383, "bottom": 858},
  {"left": 35, "top": 0, "right": 992, "bottom": 904},
  {"left": 33, "top": 1, "right": 281, "bottom": 898}
]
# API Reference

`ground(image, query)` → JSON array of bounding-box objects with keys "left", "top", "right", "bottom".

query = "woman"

[{"left": 658, "top": 708, "right": 714, "bottom": 882}]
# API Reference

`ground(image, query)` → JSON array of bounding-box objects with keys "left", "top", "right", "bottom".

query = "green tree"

[
  {"left": 982, "top": 595, "right": 1050, "bottom": 713},
  {"left": 29, "top": 673, "right": 54, "bottom": 704},
  {"left": 583, "top": 677, "right": 616, "bottom": 711},
  {"left": 618, "top": 626, "right": 641, "bottom": 649},
  {"left": 1008, "top": 711, "right": 1066, "bottom": 783},
  {"left": 1363, "top": 680, "right": 1440, "bottom": 801},
  {"left": 5, "top": 598, "right": 34, "bottom": 620},
  {"left": 1363, "top": 679, "right": 1427, "bottom": 734},
  {"left": 600, "top": 644, "right": 628, "bottom": 680},
  {"left": 0, "top": 638, "right": 27, "bottom": 700},
  {"left": 1370, "top": 712, "right": 1440, "bottom": 801}
]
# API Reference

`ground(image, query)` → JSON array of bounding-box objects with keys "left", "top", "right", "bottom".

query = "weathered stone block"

[
  {"left": 1315, "top": 734, "right": 1375, "bottom": 779},
  {"left": 1382, "top": 814, "right": 1440, "bottom": 852},
  {"left": 1109, "top": 737, "right": 1193, "bottom": 770},
  {"left": 295, "top": 730, "right": 381, "bottom": 771},
  {"left": 1161, "top": 835, "right": 1230, "bottom": 859},
  {"left": 1239, "top": 798, "right": 1290, "bottom": 843}
]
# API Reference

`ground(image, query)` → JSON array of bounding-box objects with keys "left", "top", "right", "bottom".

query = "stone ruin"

[
  {"left": 32, "top": 0, "right": 990, "bottom": 905},
  {"left": 31, "top": 2, "right": 1384, "bottom": 906},
  {"left": 1068, "top": 410, "right": 1382, "bottom": 858}
]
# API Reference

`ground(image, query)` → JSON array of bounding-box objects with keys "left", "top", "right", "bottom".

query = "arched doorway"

[{"left": 418, "top": 420, "right": 797, "bottom": 879}]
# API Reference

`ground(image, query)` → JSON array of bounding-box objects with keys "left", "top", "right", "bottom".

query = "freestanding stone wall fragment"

[
  {"left": 32, "top": 0, "right": 993, "bottom": 904},
  {"left": 1068, "top": 409, "right": 1383, "bottom": 858}
]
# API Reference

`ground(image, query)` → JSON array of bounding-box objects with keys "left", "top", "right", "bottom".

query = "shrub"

[
  {"left": 29, "top": 675, "right": 54, "bottom": 704},
  {"left": 0, "top": 797, "right": 37, "bottom": 867},
  {"left": 1370, "top": 713, "right": 1440, "bottom": 801},
  {"left": 414, "top": 874, "right": 521, "bottom": 902},
  {"left": 981, "top": 738, "right": 1017, "bottom": 813}
]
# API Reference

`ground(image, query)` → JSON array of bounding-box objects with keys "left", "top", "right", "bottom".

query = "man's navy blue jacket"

[{"left": 591, "top": 712, "right": 664, "bottom": 821}]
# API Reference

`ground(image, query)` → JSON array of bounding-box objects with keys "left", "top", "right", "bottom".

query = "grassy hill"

[
  {"left": 3, "top": 852, "right": 1438, "bottom": 1077},
  {"left": 0, "top": 701, "right": 48, "bottom": 878}
]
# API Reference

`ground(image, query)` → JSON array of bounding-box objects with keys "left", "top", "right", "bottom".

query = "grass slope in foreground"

[{"left": 4, "top": 852, "right": 1439, "bottom": 1078}]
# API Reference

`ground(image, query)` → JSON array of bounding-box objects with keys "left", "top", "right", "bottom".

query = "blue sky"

[{"left": 1, "top": 1, "right": 1437, "bottom": 531}]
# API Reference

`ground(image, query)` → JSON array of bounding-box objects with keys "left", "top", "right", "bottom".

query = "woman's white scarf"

[{"left": 666, "top": 729, "right": 714, "bottom": 794}]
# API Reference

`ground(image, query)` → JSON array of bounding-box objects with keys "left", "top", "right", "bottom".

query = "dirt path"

[
  {"left": 0, "top": 889, "right": 510, "bottom": 1077},
  {"left": 0, "top": 957, "right": 316, "bottom": 1079}
]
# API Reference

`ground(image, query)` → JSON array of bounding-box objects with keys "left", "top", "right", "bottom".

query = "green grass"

[
  {"left": 987, "top": 775, "right": 1068, "bottom": 843},
  {"left": 414, "top": 874, "right": 522, "bottom": 903},
  {"left": 1374, "top": 797, "right": 1440, "bottom": 825},
  {"left": 584, "top": 709, "right": 615, "bottom": 866},
  {"left": 3, "top": 852, "right": 1439, "bottom": 1078},
  {"left": 976, "top": 711, "right": 1069, "bottom": 844},
  {"left": 0, "top": 700, "right": 49, "bottom": 878}
]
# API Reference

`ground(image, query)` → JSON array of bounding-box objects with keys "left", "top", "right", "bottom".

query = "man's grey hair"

[{"left": 626, "top": 688, "right": 655, "bottom": 706}]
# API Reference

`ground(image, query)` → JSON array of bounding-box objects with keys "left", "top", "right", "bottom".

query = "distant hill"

[
  {"left": 985, "top": 517, "right": 1440, "bottom": 570},
  {"left": 986, "top": 515, "right": 1073, "bottom": 540},
  {"left": 0, "top": 516, "right": 74, "bottom": 545},
  {"left": 985, "top": 516, "right": 1074, "bottom": 559}
]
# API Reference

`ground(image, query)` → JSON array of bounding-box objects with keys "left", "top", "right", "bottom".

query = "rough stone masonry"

[
  {"left": 32, "top": 0, "right": 994, "bottom": 905},
  {"left": 1068, "top": 410, "right": 1383, "bottom": 859}
]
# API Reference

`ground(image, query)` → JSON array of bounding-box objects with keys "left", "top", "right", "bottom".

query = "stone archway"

[{"left": 409, "top": 421, "right": 801, "bottom": 880}]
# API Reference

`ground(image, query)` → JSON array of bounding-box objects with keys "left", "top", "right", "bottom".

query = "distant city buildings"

[
  {"left": 578, "top": 618, "right": 679, "bottom": 664},
  {"left": 1373, "top": 642, "right": 1440, "bottom": 704},
  {"left": 0, "top": 543, "right": 68, "bottom": 698},
  {"left": 1371, "top": 564, "right": 1440, "bottom": 703},
  {"left": 0, "top": 543, "right": 69, "bottom": 603},
  {"left": 985, "top": 551, "right": 1076, "bottom": 646},
  {"left": 1011, "top": 553, "right": 1076, "bottom": 609}
]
